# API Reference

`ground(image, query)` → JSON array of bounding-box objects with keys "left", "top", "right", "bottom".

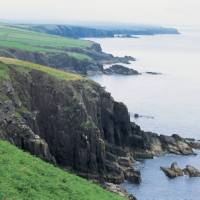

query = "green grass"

[
  {"left": 0, "top": 57, "right": 82, "bottom": 81},
  {"left": 0, "top": 62, "right": 9, "bottom": 80},
  {"left": 67, "top": 52, "right": 92, "bottom": 61},
  {"left": 0, "top": 24, "right": 92, "bottom": 60},
  {"left": 0, "top": 140, "right": 125, "bottom": 200}
]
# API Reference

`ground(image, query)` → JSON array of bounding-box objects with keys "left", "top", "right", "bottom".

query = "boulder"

[
  {"left": 184, "top": 165, "right": 200, "bottom": 177},
  {"left": 129, "top": 194, "right": 137, "bottom": 200},
  {"left": 124, "top": 168, "right": 141, "bottom": 184},
  {"left": 134, "top": 113, "right": 140, "bottom": 118},
  {"left": 102, "top": 182, "right": 137, "bottom": 199},
  {"left": 104, "top": 65, "right": 140, "bottom": 75},
  {"left": 160, "top": 162, "right": 183, "bottom": 178},
  {"left": 102, "top": 182, "right": 127, "bottom": 197}
]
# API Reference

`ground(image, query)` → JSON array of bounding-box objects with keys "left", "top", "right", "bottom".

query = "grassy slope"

[
  {"left": 0, "top": 140, "right": 125, "bottom": 200},
  {"left": 0, "top": 24, "right": 92, "bottom": 60},
  {"left": 0, "top": 57, "right": 82, "bottom": 81}
]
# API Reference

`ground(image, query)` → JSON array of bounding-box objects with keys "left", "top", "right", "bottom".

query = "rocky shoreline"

[
  {"left": 103, "top": 65, "right": 140, "bottom": 75},
  {"left": 161, "top": 162, "right": 200, "bottom": 178},
  {"left": 0, "top": 43, "right": 136, "bottom": 76},
  {"left": 1, "top": 59, "right": 200, "bottom": 200}
]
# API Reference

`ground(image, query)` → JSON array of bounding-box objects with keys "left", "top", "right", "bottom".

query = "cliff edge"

[{"left": 0, "top": 57, "right": 194, "bottom": 185}]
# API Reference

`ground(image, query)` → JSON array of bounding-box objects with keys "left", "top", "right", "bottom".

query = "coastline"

[{"left": 89, "top": 32, "right": 200, "bottom": 200}]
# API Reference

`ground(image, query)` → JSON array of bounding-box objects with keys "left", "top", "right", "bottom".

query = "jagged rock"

[
  {"left": 134, "top": 113, "right": 140, "bottom": 118},
  {"left": 104, "top": 65, "right": 140, "bottom": 75},
  {"left": 124, "top": 168, "right": 141, "bottom": 184},
  {"left": 184, "top": 165, "right": 200, "bottom": 177},
  {"left": 159, "top": 134, "right": 194, "bottom": 155},
  {"left": 118, "top": 157, "right": 132, "bottom": 168},
  {"left": 106, "top": 152, "right": 118, "bottom": 162},
  {"left": 102, "top": 182, "right": 137, "bottom": 199},
  {"left": 160, "top": 162, "right": 183, "bottom": 178},
  {"left": 161, "top": 163, "right": 200, "bottom": 179},
  {"left": 185, "top": 139, "right": 200, "bottom": 149},
  {"left": 102, "top": 182, "right": 128, "bottom": 197}
]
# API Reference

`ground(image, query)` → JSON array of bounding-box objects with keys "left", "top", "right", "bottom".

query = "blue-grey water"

[{"left": 88, "top": 28, "right": 200, "bottom": 200}]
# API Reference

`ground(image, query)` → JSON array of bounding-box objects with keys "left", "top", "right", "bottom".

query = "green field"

[
  {"left": 0, "top": 24, "right": 92, "bottom": 60},
  {"left": 0, "top": 140, "right": 125, "bottom": 200},
  {"left": 0, "top": 57, "right": 82, "bottom": 81}
]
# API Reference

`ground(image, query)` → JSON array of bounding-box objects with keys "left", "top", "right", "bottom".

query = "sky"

[{"left": 0, "top": 0, "right": 199, "bottom": 26}]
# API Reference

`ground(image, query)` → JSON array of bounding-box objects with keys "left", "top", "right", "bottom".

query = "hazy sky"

[{"left": 0, "top": 0, "right": 199, "bottom": 26}]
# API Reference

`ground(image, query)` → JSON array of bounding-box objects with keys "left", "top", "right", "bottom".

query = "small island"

[{"left": 104, "top": 65, "right": 140, "bottom": 75}]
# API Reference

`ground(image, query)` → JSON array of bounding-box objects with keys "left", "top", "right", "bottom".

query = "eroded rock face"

[
  {"left": 0, "top": 47, "right": 135, "bottom": 75},
  {"left": 160, "top": 134, "right": 194, "bottom": 155},
  {"left": 185, "top": 139, "right": 200, "bottom": 149},
  {"left": 0, "top": 48, "right": 100, "bottom": 75},
  {"left": 0, "top": 66, "right": 195, "bottom": 184},
  {"left": 0, "top": 67, "right": 138, "bottom": 183}
]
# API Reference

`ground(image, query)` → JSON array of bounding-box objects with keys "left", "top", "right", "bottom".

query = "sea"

[{"left": 88, "top": 27, "right": 200, "bottom": 200}]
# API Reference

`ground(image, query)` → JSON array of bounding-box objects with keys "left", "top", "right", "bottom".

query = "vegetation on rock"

[{"left": 0, "top": 57, "right": 82, "bottom": 81}]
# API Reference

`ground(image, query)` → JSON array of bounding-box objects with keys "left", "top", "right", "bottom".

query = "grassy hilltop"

[
  {"left": 0, "top": 57, "right": 82, "bottom": 81},
  {"left": 0, "top": 24, "right": 92, "bottom": 61},
  {"left": 0, "top": 140, "right": 125, "bottom": 200}
]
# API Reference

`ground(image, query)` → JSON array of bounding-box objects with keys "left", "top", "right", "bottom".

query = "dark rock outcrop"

[
  {"left": 184, "top": 165, "right": 200, "bottom": 177},
  {"left": 159, "top": 134, "right": 194, "bottom": 155},
  {"left": 0, "top": 62, "right": 195, "bottom": 185},
  {"left": 124, "top": 168, "right": 141, "bottom": 184},
  {"left": 133, "top": 113, "right": 154, "bottom": 119},
  {"left": 145, "top": 72, "right": 162, "bottom": 75},
  {"left": 104, "top": 65, "right": 140, "bottom": 75},
  {"left": 185, "top": 138, "right": 200, "bottom": 149},
  {"left": 161, "top": 162, "right": 183, "bottom": 178},
  {"left": 161, "top": 163, "right": 200, "bottom": 178},
  {"left": 101, "top": 182, "right": 138, "bottom": 199},
  {"left": 102, "top": 182, "right": 128, "bottom": 197},
  {"left": 0, "top": 48, "right": 103, "bottom": 75},
  {"left": 0, "top": 47, "right": 135, "bottom": 76}
]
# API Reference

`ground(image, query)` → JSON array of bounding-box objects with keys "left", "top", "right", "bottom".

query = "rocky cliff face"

[
  {"left": 0, "top": 60, "right": 194, "bottom": 184},
  {"left": 0, "top": 45, "right": 134, "bottom": 76},
  {"left": 0, "top": 48, "right": 104, "bottom": 75}
]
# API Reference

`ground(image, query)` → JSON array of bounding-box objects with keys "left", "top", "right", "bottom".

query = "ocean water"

[
  {"left": 88, "top": 28, "right": 200, "bottom": 200},
  {"left": 89, "top": 28, "right": 200, "bottom": 139}
]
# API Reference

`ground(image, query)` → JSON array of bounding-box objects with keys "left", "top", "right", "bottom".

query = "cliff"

[
  {"left": 15, "top": 24, "right": 179, "bottom": 38},
  {"left": 0, "top": 57, "right": 194, "bottom": 185},
  {"left": 0, "top": 140, "right": 125, "bottom": 200},
  {"left": 0, "top": 24, "right": 134, "bottom": 75}
]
